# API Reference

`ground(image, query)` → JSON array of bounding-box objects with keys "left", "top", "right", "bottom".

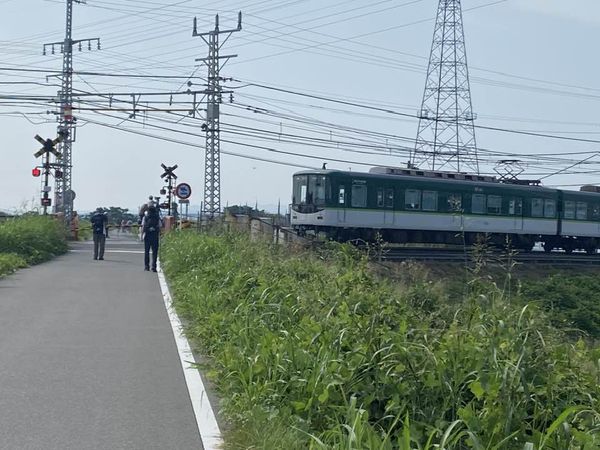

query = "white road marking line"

[
  {"left": 156, "top": 260, "right": 223, "bottom": 450},
  {"left": 69, "top": 250, "right": 144, "bottom": 254}
]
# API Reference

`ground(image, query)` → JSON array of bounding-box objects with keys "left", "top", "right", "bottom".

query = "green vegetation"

[
  {"left": 521, "top": 275, "right": 600, "bottom": 338},
  {"left": 162, "top": 231, "right": 600, "bottom": 449},
  {"left": 0, "top": 215, "right": 68, "bottom": 276}
]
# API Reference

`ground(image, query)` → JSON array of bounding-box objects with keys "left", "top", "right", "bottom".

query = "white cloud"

[{"left": 515, "top": 0, "right": 600, "bottom": 25}]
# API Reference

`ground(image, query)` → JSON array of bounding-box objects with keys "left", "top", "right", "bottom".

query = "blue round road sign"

[{"left": 175, "top": 182, "right": 192, "bottom": 200}]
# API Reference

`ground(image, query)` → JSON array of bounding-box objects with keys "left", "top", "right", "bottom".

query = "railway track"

[{"left": 380, "top": 247, "right": 600, "bottom": 266}]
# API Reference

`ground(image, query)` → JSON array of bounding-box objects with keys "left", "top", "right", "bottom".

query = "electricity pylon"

[
  {"left": 192, "top": 12, "right": 241, "bottom": 217},
  {"left": 411, "top": 0, "right": 479, "bottom": 173}
]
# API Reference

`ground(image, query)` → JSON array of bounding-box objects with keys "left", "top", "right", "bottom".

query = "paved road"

[{"left": 0, "top": 235, "right": 204, "bottom": 450}]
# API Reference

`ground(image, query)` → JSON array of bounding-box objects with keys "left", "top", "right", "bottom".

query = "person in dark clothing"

[
  {"left": 142, "top": 205, "right": 161, "bottom": 272},
  {"left": 90, "top": 207, "right": 108, "bottom": 260}
]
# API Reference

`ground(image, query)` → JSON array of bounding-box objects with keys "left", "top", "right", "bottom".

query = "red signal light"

[{"left": 32, "top": 168, "right": 41, "bottom": 177}]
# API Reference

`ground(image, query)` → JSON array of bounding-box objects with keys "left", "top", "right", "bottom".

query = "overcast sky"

[{"left": 1, "top": 0, "right": 600, "bottom": 213}]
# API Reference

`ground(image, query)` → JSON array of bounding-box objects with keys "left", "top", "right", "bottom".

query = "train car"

[{"left": 290, "top": 167, "right": 600, "bottom": 253}]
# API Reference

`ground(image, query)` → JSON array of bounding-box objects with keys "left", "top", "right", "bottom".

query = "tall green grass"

[
  {"left": 161, "top": 231, "right": 600, "bottom": 449},
  {"left": 0, "top": 215, "right": 68, "bottom": 276}
]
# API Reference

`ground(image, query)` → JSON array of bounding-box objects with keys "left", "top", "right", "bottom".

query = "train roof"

[{"left": 292, "top": 168, "right": 600, "bottom": 197}]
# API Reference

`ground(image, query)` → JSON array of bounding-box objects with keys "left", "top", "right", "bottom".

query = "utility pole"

[
  {"left": 43, "top": 0, "right": 100, "bottom": 221},
  {"left": 411, "top": 0, "right": 478, "bottom": 174},
  {"left": 193, "top": 12, "right": 242, "bottom": 218}
]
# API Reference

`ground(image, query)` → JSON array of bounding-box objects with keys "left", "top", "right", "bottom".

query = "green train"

[{"left": 290, "top": 167, "right": 600, "bottom": 253}]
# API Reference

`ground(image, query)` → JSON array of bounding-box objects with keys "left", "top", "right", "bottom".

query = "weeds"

[
  {"left": 0, "top": 214, "right": 67, "bottom": 276},
  {"left": 161, "top": 230, "right": 600, "bottom": 449}
]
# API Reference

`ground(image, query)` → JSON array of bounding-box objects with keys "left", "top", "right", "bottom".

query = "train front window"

[
  {"left": 309, "top": 175, "right": 329, "bottom": 206},
  {"left": 293, "top": 175, "right": 308, "bottom": 204},
  {"left": 293, "top": 175, "right": 329, "bottom": 206}
]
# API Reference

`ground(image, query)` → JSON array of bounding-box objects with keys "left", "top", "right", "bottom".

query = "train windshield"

[{"left": 293, "top": 174, "right": 330, "bottom": 210}]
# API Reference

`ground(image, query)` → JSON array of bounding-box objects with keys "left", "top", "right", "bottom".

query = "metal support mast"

[
  {"left": 193, "top": 12, "right": 241, "bottom": 217},
  {"left": 43, "top": 0, "right": 100, "bottom": 220},
  {"left": 411, "top": 0, "right": 478, "bottom": 173}
]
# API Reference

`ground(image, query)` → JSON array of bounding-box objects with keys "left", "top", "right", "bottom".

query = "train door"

[
  {"left": 383, "top": 188, "right": 395, "bottom": 225},
  {"left": 509, "top": 197, "right": 523, "bottom": 230},
  {"left": 337, "top": 185, "right": 346, "bottom": 223}
]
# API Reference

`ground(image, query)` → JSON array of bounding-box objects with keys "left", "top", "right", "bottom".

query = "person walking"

[
  {"left": 90, "top": 207, "right": 108, "bottom": 261},
  {"left": 142, "top": 205, "right": 162, "bottom": 272}
]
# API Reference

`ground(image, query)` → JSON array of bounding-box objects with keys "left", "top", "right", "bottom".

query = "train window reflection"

[
  {"left": 509, "top": 198, "right": 522, "bottom": 215},
  {"left": 405, "top": 190, "right": 421, "bottom": 210},
  {"left": 532, "top": 198, "right": 544, "bottom": 217},
  {"left": 385, "top": 189, "right": 394, "bottom": 208},
  {"left": 577, "top": 202, "right": 588, "bottom": 220},
  {"left": 564, "top": 201, "right": 575, "bottom": 219},
  {"left": 487, "top": 195, "right": 501, "bottom": 215},
  {"left": 544, "top": 200, "right": 556, "bottom": 218},
  {"left": 447, "top": 194, "right": 462, "bottom": 212},
  {"left": 377, "top": 189, "right": 384, "bottom": 207},
  {"left": 472, "top": 194, "right": 486, "bottom": 214},
  {"left": 422, "top": 191, "right": 438, "bottom": 211}
]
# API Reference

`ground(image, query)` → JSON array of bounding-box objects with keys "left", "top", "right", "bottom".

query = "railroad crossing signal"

[
  {"left": 33, "top": 134, "right": 62, "bottom": 159},
  {"left": 33, "top": 133, "right": 64, "bottom": 215},
  {"left": 160, "top": 163, "right": 178, "bottom": 180},
  {"left": 160, "top": 163, "right": 179, "bottom": 216}
]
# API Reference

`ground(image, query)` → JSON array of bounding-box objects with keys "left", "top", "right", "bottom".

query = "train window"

[
  {"left": 564, "top": 201, "right": 575, "bottom": 219},
  {"left": 531, "top": 198, "right": 544, "bottom": 217},
  {"left": 508, "top": 198, "right": 522, "bottom": 215},
  {"left": 338, "top": 187, "right": 345, "bottom": 205},
  {"left": 405, "top": 190, "right": 421, "bottom": 210},
  {"left": 447, "top": 194, "right": 462, "bottom": 212},
  {"left": 351, "top": 184, "right": 367, "bottom": 208},
  {"left": 577, "top": 202, "right": 588, "bottom": 220},
  {"left": 376, "top": 189, "right": 384, "bottom": 207},
  {"left": 293, "top": 175, "right": 308, "bottom": 204},
  {"left": 309, "top": 175, "right": 329, "bottom": 206},
  {"left": 487, "top": 195, "right": 501, "bottom": 215},
  {"left": 385, "top": 189, "right": 394, "bottom": 208},
  {"left": 544, "top": 199, "right": 556, "bottom": 218},
  {"left": 422, "top": 191, "right": 438, "bottom": 211},
  {"left": 593, "top": 204, "right": 600, "bottom": 219},
  {"left": 471, "top": 194, "right": 486, "bottom": 214}
]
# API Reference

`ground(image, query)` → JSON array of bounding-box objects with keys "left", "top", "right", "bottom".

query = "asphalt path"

[{"left": 0, "top": 235, "right": 204, "bottom": 450}]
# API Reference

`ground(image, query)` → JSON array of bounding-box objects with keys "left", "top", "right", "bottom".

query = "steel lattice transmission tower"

[
  {"left": 193, "top": 13, "right": 242, "bottom": 217},
  {"left": 410, "top": 0, "right": 479, "bottom": 173},
  {"left": 43, "top": 0, "right": 100, "bottom": 220}
]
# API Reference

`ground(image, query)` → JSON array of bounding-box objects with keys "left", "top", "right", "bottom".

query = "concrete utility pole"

[
  {"left": 43, "top": 0, "right": 100, "bottom": 221},
  {"left": 192, "top": 12, "right": 242, "bottom": 218}
]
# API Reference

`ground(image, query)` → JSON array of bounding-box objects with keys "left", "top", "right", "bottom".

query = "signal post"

[{"left": 32, "top": 134, "right": 64, "bottom": 215}]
